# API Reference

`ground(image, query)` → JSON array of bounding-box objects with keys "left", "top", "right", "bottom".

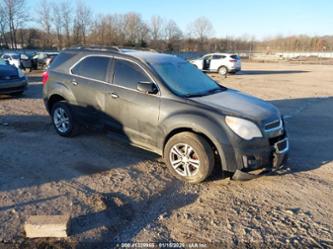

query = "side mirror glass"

[{"left": 137, "top": 81, "right": 158, "bottom": 94}]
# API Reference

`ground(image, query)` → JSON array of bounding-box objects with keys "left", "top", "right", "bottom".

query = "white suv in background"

[{"left": 190, "top": 53, "right": 241, "bottom": 75}]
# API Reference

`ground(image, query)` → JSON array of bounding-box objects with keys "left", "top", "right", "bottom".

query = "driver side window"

[{"left": 113, "top": 59, "right": 151, "bottom": 90}]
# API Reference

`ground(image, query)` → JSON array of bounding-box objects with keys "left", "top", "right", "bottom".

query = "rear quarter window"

[
  {"left": 212, "top": 55, "right": 226, "bottom": 59},
  {"left": 230, "top": 55, "right": 240, "bottom": 60},
  {"left": 49, "top": 53, "right": 75, "bottom": 69}
]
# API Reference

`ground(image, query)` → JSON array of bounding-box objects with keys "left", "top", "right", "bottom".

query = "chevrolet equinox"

[{"left": 43, "top": 47, "right": 289, "bottom": 183}]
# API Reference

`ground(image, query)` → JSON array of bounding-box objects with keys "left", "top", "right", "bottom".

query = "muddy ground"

[{"left": 0, "top": 62, "right": 332, "bottom": 248}]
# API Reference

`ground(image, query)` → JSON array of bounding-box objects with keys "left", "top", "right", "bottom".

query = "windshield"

[
  {"left": 11, "top": 54, "right": 20, "bottom": 59},
  {"left": 152, "top": 61, "right": 225, "bottom": 97}
]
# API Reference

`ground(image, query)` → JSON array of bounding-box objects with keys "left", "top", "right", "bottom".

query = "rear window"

[
  {"left": 71, "top": 56, "right": 111, "bottom": 82},
  {"left": 49, "top": 53, "right": 74, "bottom": 69},
  {"left": 230, "top": 55, "right": 240, "bottom": 60}
]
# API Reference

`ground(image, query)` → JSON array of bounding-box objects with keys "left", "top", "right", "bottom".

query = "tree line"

[{"left": 0, "top": 0, "right": 332, "bottom": 52}]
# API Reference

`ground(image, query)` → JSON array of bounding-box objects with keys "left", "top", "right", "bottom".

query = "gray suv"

[{"left": 43, "top": 47, "right": 289, "bottom": 183}]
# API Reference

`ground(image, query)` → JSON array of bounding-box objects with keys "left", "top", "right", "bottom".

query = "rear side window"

[
  {"left": 72, "top": 56, "right": 111, "bottom": 82},
  {"left": 230, "top": 55, "right": 240, "bottom": 60},
  {"left": 212, "top": 55, "right": 226, "bottom": 59},
  {"left": 113, "top": 59, "right": 150, "bottom": 90},
  {"left": 50, "top": 53, "right": 75, "bottom": 69}
]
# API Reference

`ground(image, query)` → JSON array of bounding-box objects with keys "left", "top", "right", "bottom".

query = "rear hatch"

[{"left": 230, "top": 55, "right": 241, "bottom": 68}]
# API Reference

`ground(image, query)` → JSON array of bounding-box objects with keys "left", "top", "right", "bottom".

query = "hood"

[
  {"left": 0, "top": 65, "right": 19, "bottom": 79},
  {"left": 191, "top": 89, "right": 281, "bottom": 124}
]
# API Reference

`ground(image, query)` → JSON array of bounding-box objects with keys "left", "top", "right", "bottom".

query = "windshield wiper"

[{"left": 184, "top": 87, "right": 227, "bottom": 98}]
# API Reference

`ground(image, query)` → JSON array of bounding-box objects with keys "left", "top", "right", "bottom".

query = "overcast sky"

[{"left": 28, "top": 0, "right": 333, "bottom": 39}]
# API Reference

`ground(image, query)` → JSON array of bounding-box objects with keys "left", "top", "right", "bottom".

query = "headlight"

[
  {"left": 225, "top": 116, "right": 262, "bottom": 140},
  {"left": 18, "top": 69, "right": 25, "bottom": 78}
]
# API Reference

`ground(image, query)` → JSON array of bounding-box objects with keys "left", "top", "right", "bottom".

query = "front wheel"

[
  {"left": 164, "top": 132, "right": 215, "bottom": 183},
  {"left": 51, "top": 102, "right": 79, "bottom": 137}
]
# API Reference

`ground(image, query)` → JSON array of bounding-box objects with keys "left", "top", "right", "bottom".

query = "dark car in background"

[
  {"left": 43, "top": 47, "right": 289, "bottom": 183},
  {"left": 32, "top": 52, "right": 59, "bottom": 70},
  {"left": 0, "top": 59, "right": 28, "bottom": 95}
]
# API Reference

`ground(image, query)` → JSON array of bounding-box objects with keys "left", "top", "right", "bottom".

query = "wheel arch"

[
  {"left": 45, "top": 82, "right": 77, "bottom": 113},
  {"left": 47, "top": 94, "right": 67, "bottom": 112},
  {"left": 218, "top": 65, "right": 229, "bottom": 73},
  {"left": 162, "top": 125, "right": 229, "bottom": 172}
]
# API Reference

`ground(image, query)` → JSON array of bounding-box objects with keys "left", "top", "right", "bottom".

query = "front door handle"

[
  {"left": 71, "top": 79, "right": 79, "bottom": 86},
  {"left": 111, "top": 93, "right": 119, "bottom": 99}
]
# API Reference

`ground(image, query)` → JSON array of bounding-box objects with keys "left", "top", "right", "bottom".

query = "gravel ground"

[{"left": 0, "top": 62, "right": 332, "bottom": 248}]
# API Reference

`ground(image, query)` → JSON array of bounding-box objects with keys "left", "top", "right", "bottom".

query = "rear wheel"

[
  {"left": 164, "top": 132, "right": 215, "bottom": 183},
  {"left": 51, "top": 101, "right": 79, "bottom": 137},
  {"left": 218, "top": 66, "right": 228, "bottom": 76}
]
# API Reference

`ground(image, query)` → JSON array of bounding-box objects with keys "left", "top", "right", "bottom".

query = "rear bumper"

[
  {"left": 229, "top": 67, "right": 241, "bottom": 73},
  {"left": 0, "top": 78, "right": 28, "bottom": 94}
]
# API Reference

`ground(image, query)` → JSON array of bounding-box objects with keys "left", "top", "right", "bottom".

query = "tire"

[
  {"left": 218, "top": 66, "right": 228, "bottom": 76},
  {"left": 164, "top": 132, "right": 215, "bottom": 183},
  {"left": 51, "top": 101, "right": 79, "bottom": 137}
]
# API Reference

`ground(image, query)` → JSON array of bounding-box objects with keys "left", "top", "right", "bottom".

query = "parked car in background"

[
  {"left": 32, "top": 52, "right": 59, "bottom": 70},
  {"left": 1, "top": 53, "right": 21, "bottom": 69},
  {"left": 20, "top": 53, "right": 34, "bottom": 72},
  {"left": 43, "top": 47, "right": 288, "bottom": 183},
  {"left": 190, "top": 53, "right": 241, "bottom": 75},
  {"left": 1, "top": 52, "right": 34, "bottom": 71},
  {"left": 0, "top": 58, "right": 28, "bottom": 95}
]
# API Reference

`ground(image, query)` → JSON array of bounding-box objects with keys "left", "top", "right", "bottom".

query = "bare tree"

[
  {"left": 123, "top": 12, "right": 145, "bottom": 46},
  {"left": 37, "top": 0, "right": 52, "bottom": 48},
  {"left": 73, "top": 0, "right": 92, "bottom": 45},
  {"left": 2, "top": 0, "right": 28, "bottom": 49},
  {"left": 150, "top": 15, "right": 164, "bottom": 41},
  {"left": 61, "top": 0, "right": 72, "bottom": 47},
  {"left": 0, "top": 3, "right": 9, "bottom": 47},
  {"left": 165, "top": 19, "right": 182, "bottom": 41},
  {"left": 52, "top": 2, "right": 63, "bottom": 49},
  {"left": 189, "top": 17, "right": 214, "bottom": 48},
  {"left": 164, "top": 19, "right": 182, "bottom": 51}
]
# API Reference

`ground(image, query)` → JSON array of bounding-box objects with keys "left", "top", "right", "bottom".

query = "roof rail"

[
  {"left": 67, "top": 45, "right": 159, "bottom": 54},
  {"left": 69, "top": 45, "right": 121, "bottom": 52}
]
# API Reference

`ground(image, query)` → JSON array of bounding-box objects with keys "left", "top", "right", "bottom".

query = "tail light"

[
  {"left": 42, "top": 71, "right": 49, "bottom": 86},
  {"left": 229, "top": 59, "right": 237, "bottom": 63}
]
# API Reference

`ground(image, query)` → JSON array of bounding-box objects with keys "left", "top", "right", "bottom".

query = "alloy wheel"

[
  {"left": 53, "top": 107, "right": 70, "bottom": 133},
  {"left": 169, "top": 143, "right": 200, "bottom": 177}
]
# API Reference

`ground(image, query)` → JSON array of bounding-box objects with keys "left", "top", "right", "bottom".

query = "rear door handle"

[
  {"left": 71, "top": 79, "right": 79, "bottom": 86},
  {"left": 111, "top": 93, "right": 119, "bottom": 99}
]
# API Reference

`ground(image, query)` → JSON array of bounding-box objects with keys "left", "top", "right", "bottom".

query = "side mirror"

[{"left": 137, "top": 81, "right": 158, "bottom": 94}]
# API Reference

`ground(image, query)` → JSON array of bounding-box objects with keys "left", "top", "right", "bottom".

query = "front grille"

[{"left": 265, "top": 119, "right": 282, "bottom": 131}]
